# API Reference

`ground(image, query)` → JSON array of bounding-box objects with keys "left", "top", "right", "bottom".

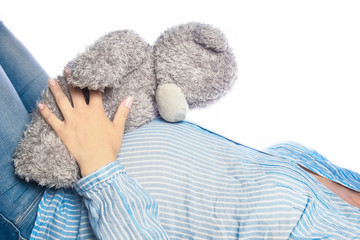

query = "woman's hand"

[{"left": 37, "top": 69, "right": 133, "bottom": 177}]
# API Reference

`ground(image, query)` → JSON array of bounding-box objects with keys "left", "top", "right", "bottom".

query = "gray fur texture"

[{"left": 13, "top": 22, "right": 237, "bottom": 188}]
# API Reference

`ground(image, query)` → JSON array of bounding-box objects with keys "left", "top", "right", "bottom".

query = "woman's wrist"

[
  {"left": 79, "top": 154, "right": 116, "bottom": 177},
  {"left": 75, "top": 161, "right": 125, "bottom": 194}
]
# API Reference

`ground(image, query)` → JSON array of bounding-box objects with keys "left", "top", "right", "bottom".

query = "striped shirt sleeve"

[{"left": 74, "top": 161, "right": 169, "bottom": 240}]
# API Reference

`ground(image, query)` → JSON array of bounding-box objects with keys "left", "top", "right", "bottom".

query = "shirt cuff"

[{"left": 74, "top": 160, "right": 126, "bottom": 195}]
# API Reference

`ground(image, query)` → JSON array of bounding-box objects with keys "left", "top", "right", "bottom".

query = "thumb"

[{"left": 113, "top": 97, "right": 133, "bottom": 130}]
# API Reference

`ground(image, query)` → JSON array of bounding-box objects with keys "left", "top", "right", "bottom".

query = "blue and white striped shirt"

[{"left": 30, "top": 119, "right": 360, "bottom": 239}]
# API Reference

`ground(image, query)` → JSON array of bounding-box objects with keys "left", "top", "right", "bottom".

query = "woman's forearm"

[{"left": 75, "top": 161, "right": 169, "bottom": 240}]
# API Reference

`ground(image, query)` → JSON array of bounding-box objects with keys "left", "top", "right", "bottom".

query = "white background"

[{"left": 1, "top": 0, "right": 359, "bottom": 172}]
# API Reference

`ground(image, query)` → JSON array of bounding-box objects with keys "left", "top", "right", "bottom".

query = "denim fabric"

[
  {"left": 0, "top": 21, "right": 48, "bottom": 239},
  {"left": 0, "top": 21, "right": 48, "bottom": 113}
]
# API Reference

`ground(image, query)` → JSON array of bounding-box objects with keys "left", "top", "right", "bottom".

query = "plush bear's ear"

[
  {"left": 193, "top": 24, "right": 228, "bottom": 52},
  {"left": 154, "top": 22, "right": 237, "bottom": 111},
  {"left": 67, "top": 30, "right": 150, "bottom": 91}
]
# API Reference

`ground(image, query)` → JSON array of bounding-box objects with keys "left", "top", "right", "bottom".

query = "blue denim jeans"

[{"left": 0, "top": 21, "right": 48, "bottom": 239}]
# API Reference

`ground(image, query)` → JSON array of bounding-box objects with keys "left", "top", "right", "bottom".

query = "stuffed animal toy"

[{"left": 13, "top": 22, "right": 237, "bottom": 188}]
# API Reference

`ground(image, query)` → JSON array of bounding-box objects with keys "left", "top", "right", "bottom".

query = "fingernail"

[
  {"left": 124, "top": 96, "right": 133, "bottom": 109},
  {"left": 64, "top": 66, "right": 70, "bottom": 77},
  {"left": 38, "top": 103, "right": 44, "bottom": 110},
  {"left": 49, "top": 78, "right": 56, "bottom": 87}
]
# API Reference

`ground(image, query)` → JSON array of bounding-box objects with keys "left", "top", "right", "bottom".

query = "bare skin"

[
  {"left": 38, "top": 68, "right": 133, "bottom": 177},
  {"left": 302, "top": 166, "right": 360, "bottom": 209}
]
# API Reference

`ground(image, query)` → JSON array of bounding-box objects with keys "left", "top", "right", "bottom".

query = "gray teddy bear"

[{"left": 13, "top": 22, "right": 237, "bottom": 188}]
